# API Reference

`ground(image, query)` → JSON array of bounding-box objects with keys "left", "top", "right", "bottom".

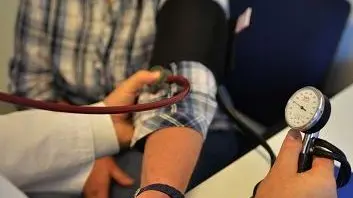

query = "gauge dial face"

[{"left": 285, "top": 87, "right": 323, "bottom": 130}]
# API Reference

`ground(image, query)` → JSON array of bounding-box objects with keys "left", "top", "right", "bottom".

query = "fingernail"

[
  {"left": 151, "top": 71, "right": 161, "bottom": 78},
  {"left": 287, "top": 129, "right": 302, "bottom": 141}
]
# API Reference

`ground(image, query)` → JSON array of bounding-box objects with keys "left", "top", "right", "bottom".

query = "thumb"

[
  {"left": 118, "top": 70, "right": 161, "bottom": 94},
  {"left": 272, "top": 129, "right": 303, "bottom": 176},
  {"left": 109, "top": 161, "right": 134, "bottom": 187}
]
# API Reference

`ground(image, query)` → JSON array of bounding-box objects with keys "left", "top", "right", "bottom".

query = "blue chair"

[{"left": 222, "top": 0, "right": 351, "bottom": 146}]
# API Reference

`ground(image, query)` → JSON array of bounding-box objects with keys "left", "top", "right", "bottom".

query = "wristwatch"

[{"left": 134, "top": 184, "right": 184, "bottom": 198}]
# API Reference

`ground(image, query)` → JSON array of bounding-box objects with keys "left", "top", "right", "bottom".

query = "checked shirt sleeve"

[{"left": 131, "top": 61, "right": 218, "bottom": 145}]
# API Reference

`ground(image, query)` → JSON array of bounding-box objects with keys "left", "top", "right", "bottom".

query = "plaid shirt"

[{"left": 9, "top": 0, "right": 234, "bottom": 145}]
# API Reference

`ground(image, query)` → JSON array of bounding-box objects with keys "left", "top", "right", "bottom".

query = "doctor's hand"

[
  {"left": 255, "top": 130, "right": 337, "bottom": 198},
  {"left": 83, "top": 71, "right": 160, "bottom": 198},
  {"left": 104, "top": 70, "right": 161, "bottom": 147}
]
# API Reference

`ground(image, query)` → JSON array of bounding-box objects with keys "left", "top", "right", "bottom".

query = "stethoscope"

[{"left": 0, "top": 66, "right": 189, "bottom": 114}]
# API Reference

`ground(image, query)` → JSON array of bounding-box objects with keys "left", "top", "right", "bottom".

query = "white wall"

[
  {"left": 0, "top": 0, "right": 18, "bottom": 113},
  {"left": 0, "top": 0, "right": 352, "bottom": 114}
]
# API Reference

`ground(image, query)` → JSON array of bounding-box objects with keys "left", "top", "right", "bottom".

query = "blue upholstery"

[
  {"left": 336, "top": 167, "right": 353, "bottom": 197},
  {"left": 225, "top": 0, "right": 351, "bottom": 127}
]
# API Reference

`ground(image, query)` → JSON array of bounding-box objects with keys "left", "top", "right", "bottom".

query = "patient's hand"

[{"left": 83, "top": 156, "right": 134, "bottom": 198}]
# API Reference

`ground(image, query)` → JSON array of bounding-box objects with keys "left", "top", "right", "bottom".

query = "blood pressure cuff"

[
  {"left": 136, "top": 0, "right": 229, "bottom": 151},
  {"left": 149, "top": 0, "right": 229, "bottom": 83}
]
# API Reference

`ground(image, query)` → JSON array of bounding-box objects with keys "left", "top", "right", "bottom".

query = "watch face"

[{"left": 285, "top": 87, "right": 324, "bottom": 130}]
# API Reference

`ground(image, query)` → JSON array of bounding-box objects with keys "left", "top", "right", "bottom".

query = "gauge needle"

[{"left": 292, "top": 100, "right": 307, "bottom": 111}]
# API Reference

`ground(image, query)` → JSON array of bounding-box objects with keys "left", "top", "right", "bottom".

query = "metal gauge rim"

[{"left": 285, "top": 86, "right": 325, "bottom": 131}]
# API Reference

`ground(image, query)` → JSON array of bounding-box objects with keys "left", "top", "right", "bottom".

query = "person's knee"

[{"left": 150, "top": 0, "right": 228, "bottom": 79}]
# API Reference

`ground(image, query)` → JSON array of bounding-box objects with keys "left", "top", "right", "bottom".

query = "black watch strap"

[{"left": 134, "top": 183, "right": 184, "bottom": 198}]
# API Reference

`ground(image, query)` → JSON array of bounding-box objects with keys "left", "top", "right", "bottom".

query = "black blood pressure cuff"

[
  {"left": 149, "top": 0, "right": 229, "bottom": 83},
  {"left": 136, "top": 0, "right": 229, "bottom": 152}
]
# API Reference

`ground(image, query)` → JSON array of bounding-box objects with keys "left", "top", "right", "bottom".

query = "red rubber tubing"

[{"left": 0, "top": 76, "right": 190, "bottom": 114}]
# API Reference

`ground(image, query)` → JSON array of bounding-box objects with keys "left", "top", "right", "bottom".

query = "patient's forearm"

[{"left": 139, "top": 127, "right": 203, "bottom": 197}]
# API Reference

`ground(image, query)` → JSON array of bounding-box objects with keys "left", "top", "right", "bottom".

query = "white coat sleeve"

[{"left": 0, "top": 102, "right": 119, "bottom": 193}]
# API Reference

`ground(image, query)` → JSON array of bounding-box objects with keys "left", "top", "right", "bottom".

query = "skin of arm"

[{"left": 137, "top": 127, "right": 203, "bottom": 198}]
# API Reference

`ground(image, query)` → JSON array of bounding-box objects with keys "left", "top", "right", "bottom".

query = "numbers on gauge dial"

[{"left": 285, "top": 88, "right": 321, "bottom": 128}]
